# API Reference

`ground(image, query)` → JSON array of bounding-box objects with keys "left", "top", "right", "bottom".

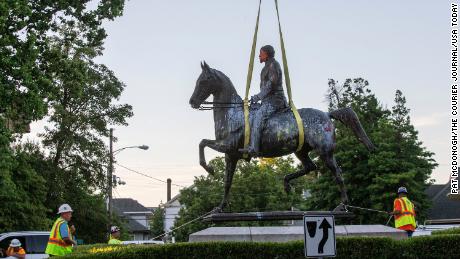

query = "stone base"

[{"left": 189, "top": 225, "right": 407, "bottom": 242}]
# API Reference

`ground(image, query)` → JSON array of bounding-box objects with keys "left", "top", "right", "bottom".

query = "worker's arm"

[
  {"left": 390, "top": 210, "right": 402, "bottom": 216},
  {"left": 391, "top": 199, "right": 402, "bottom": 215},
  {"left": 11, "top": 249, "right": 26, "bottom": 259},
  {"left": 63, "top": 237, "right": 77, "bottom": 246},
  {"left": 60, "top": 222, "right": 77, "bottom": 246}
]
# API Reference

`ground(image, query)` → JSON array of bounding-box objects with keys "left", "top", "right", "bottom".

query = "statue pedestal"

[
  {"left": 188, "top": 225, "right": 407, "bottom": 242},
  {"left": 203, "top": 210, "right": 354, "bottom": 222}
]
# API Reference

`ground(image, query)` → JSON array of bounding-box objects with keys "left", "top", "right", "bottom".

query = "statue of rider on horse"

[{"left": 189, "top": 45, "right": 375, "bottom": 212}]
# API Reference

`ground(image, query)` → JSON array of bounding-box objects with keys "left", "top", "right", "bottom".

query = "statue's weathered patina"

[{"left": 189, "top": 60, "right": 375, "bottom": 211}]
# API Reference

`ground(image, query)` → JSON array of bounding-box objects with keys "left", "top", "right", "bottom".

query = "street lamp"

[
  {"left": 108, "top": 128, "right": 149, "bottom": 225},
  {"left": 113, "top": 145, "right": 149, "bottom": 155}
]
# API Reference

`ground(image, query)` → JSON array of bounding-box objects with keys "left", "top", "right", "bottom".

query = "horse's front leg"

[
  {"left": 199, "top": 139, "right": 231, "bottom": 176},
  {"left": 217, "top": 154, "right": 238, "bottom": 211}
]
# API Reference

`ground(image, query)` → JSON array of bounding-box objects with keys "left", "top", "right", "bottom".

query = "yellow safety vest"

[
  {"left": 394, "top": 197, "right": 416, "bottom": 229},
  {"left": 108, "top": 235, "right": 122, "bottom": 245},
  {"left": 45, "top": 218, "right": 73, "bottom": 256}
]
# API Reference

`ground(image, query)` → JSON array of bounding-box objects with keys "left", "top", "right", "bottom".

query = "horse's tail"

[{"left": 329, "top": 107, "right": 376, "bottom": 151}]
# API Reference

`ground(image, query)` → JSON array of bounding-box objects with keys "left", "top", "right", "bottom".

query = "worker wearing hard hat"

[
  {"left": 108, "top": 226, "right": 122, "bottom": 245},
  {"left": 45, "top": 204, "right": 77, "bottom": 256},
  {"left": 6, "top": 239, "right": 26, "bottom": 259},
  {"left": 391, "top": 187, "right": 417, "bottom": 237}
]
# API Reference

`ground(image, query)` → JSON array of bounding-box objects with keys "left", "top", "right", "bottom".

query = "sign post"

[{"left": 303, "top": 215, "right": 336, "bottom": 258}]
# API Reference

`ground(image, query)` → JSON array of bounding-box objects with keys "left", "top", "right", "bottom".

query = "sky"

[{"left": 28, "top": 0, "right": 451, "bottom": 207}]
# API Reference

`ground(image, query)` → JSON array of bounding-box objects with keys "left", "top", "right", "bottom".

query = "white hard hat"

[
  {"left": 110, "top": 226, "right": 120, "bottom": 233},
  {"left": 10, "top": 239, "right": 21, "bottom": 247},
  {"left": 398, "top": 186, "right": 408, "bottom": 194},
  {"left": 57, "top": 203, "right": 73, "bottom": 214}
]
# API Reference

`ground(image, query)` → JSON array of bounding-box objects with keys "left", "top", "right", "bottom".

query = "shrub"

[
  {"left": 431, "top": 227, "right": 460, "bottom": 235},
  {"left": 68, "top": 235, "right": 460, "bottom": 259}
]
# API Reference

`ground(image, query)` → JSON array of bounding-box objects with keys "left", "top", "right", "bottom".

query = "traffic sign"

[{"left": 303, "top": 215, "right": 336, "bottom": 258}]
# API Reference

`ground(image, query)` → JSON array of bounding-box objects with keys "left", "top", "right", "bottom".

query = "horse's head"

[{"left": 189, "top": 61, "right": 222, "bottom": 109}]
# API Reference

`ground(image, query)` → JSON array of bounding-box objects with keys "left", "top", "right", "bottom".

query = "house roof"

[
  {"left": 126, "top": 219, "right": 150, "bottom": 233},
  {"left": 164, "top": 184, "right": 194, "bottom": 207},
  {"left": 164, "top": 193, "right": 181, "bottom": 207},
  {"left": 425, "top": 183, "right": 460, "bottom": 220},
  {"left": 113, "top": 198, "right": 152, "bottom": 215}
]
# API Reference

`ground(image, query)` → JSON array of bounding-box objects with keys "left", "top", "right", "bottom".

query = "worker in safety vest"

[
  {"left": 6, "top": 239, "right": 26, "bottom": 259},
  {"left": 45, "top": 204, "right": 77, "bottom": 256},
  {"left": 108, "top": 226, "right": 122, "bottom": 245},
  {"left": 391, "top": 187, "right": 417, "bottom": 237}
]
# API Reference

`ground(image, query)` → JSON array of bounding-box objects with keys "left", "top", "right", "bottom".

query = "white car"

[{"left": 0, "top": 231, "right": 50, "bottom": 259}]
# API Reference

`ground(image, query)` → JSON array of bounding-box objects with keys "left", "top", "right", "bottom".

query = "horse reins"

[{"left": 199, "top": 101, "right": 244, "bottom": 110}]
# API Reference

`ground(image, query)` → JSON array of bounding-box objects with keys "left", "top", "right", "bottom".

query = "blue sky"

[{"left": 29, "top": 0, "right": 451, "bottom": 207}]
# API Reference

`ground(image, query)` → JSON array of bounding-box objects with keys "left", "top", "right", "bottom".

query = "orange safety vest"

[
  {"left": 6, "top": 247, "right": 26, "bottom": 256},
  {"left": 394, "top": 197, "right": 416, "bottom": 229},
  {"left": 45, "top": 217, "right": 73, "bottom": 256}
]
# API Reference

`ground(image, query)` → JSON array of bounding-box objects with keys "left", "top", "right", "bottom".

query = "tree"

[
  {"left": 306, "top": 79, "right": 437, "bottom": 224},
  {"left": 0, "top": 1, "right": 130, "bottom": 241},
  {"left": 172, "top": 157, "right": 311, "bottom": 242},
  {"left": 0, "top": 0, "right": 126, "bottom": 125},
  {"left": 40, "top": 24, "right": 133, "bottom": 190},
  {"left": 150, "top": 207, "right": 165, "bottom": 240},
  {"left": 0, "top": 141, "right": 52, "bottom": 232}
]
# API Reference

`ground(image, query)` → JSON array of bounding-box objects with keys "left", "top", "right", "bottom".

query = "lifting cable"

[{"left": 339, "top": 203, "right": 394, "bottom": 226}]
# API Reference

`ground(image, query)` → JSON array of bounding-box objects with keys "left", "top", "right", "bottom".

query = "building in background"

[
  {"left": 113, "top": 198, "right": 154, "bottom": 240},
  {"left": 163, "top": 193, "right": 183, "bottom": 233},
  {"left": 425, "top": 183, "right": 460, "bottom": 223}
]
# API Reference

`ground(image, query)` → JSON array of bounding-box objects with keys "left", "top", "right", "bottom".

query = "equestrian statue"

[{"left": 189, "top": 45, "right": 375, "bottom": 212}]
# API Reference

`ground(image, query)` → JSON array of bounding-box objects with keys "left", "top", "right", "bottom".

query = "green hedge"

[
  {"left": 431, "top": 227, "right": 460, "bottom": 235},
  {"left": 68, "top": 235, "right": 460, "bottom": 259}
]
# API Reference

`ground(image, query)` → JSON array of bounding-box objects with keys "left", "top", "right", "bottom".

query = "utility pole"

[
  {"left": 108, "top": 128, "right": 114, "bottom": 225},
  {"left": 106, "top": 128, "right": 148, "bottom": 231}
]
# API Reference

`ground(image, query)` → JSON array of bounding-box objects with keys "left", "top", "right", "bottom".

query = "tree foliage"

[
  {"left": 306, "top": 79, "right": 437, "bottom": 224},
  {"left": 172, "top": 157, "right": 311, "bottom": 242},
  {"left": 150, "top": 207, "right": 165, "bottom": 240},
  {"left": 0, "top": 0, "right": 126, "bottom": 123},
  {"left": 0, "top": 1, "right": 130, "bottom": 243}
]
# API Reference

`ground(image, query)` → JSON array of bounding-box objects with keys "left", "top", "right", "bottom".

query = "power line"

[{"left": 115, "top": 163, "right": 188, "bottom": 188}]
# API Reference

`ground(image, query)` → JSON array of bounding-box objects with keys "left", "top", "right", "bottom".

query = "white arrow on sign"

[{"left": 303, "top": 215, "right": 336, "bottom": 258}]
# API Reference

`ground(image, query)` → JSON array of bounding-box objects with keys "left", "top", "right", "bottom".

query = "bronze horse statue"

[{"left": 189, "top": 62, "right": 375, "bottom": 211}]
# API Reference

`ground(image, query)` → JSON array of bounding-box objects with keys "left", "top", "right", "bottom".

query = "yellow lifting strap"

[
  {"left": 243, "top": 0, "right": 305, "bottom": 156},
  {"left": 243, "top": 0, "right": 262, "bottom": 158},
  {"left": 274, "top": 0, "right": 304, "bottom": 152}
]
